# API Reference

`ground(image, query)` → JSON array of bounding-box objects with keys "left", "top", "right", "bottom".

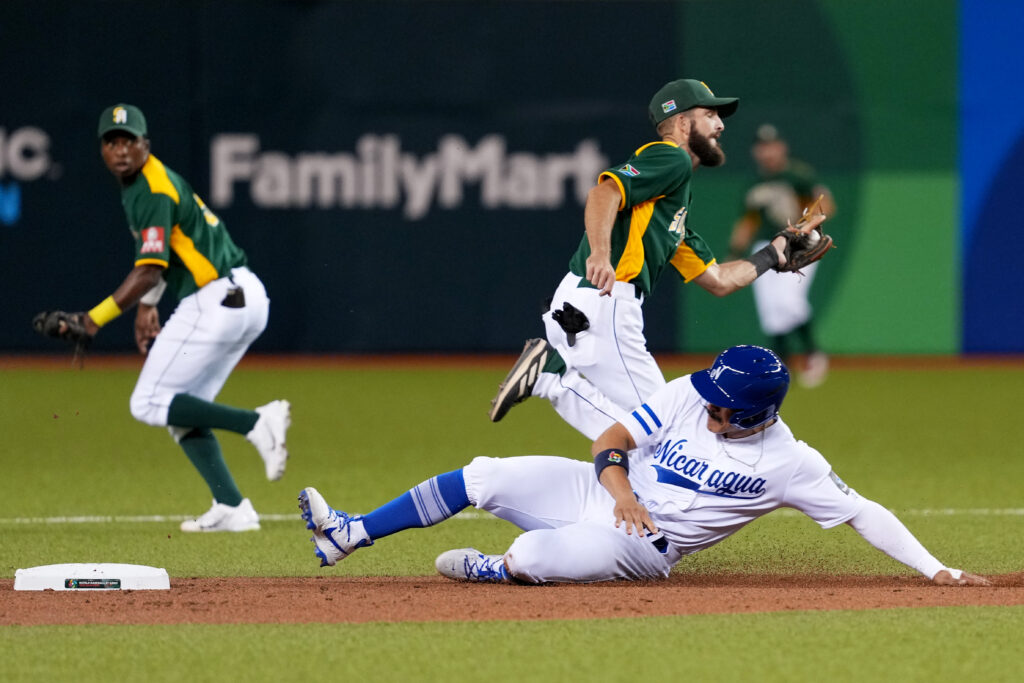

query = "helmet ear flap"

[{"left": 731, "top": 404, "right": 778, "bottom": 430}]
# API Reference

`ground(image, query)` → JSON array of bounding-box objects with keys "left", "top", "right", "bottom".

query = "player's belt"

[{"left": 573, "top": 275, "right": 645, "bottom": 302}]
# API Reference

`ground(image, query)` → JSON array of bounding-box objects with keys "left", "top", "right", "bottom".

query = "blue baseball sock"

[{"left": 361, "top": 469, "right": 470, "bottom": 540}]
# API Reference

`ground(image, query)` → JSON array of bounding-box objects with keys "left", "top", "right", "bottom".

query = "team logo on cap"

[
  {"left": 661, "top": 99, "right": 677, "bottom": 114},
  {"left": 140, "top": 226, "right": 165, "bottom": 254},
  {"left": 113, "top": 106, "right": 128, "bottom": 124}
]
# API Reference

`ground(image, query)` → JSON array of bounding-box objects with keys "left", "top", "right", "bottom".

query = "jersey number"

[{"left": 668, "top": 207, "right": 687, "bottom": 237}]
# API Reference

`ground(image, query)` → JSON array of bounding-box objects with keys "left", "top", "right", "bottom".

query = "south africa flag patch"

[{"left": 620, "top": 164, "right": 640, "bottom": 177}]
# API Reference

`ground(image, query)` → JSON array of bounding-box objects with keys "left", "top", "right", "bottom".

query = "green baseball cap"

[
  {"left": 97, "top": 104, "right": 148, "bottom": 138},
  {"left": 754, "top": 123, "right": 783, "bottom": 143},
  {"left": 648, "top": 79, "right": 739, "bottom": 126}
]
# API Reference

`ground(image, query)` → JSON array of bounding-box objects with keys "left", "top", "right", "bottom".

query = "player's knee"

[
  {"left": 128, "top": 390, "right": 167, "bottom": 427},
  {"left": 461, "top": 456, "right": 503, "bottom": 506},
  {"left": 503, "top": 533, "right": 548, "bottom": 584}
]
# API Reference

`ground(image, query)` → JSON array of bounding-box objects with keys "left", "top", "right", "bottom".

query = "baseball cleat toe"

[{"left": 488, "top": 338, "right": 551, "bottom": 422}]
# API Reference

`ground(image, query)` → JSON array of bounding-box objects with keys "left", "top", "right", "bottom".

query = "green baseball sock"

[
  {"left": 543, "top": 348, "right": 567, "bottom": 376},
  {"left": 770, "top": 334, "right": 791, "bottom": 364},
  {"left": 179, "top": 428, "right": 243, "bottom": 507},
  {"left": 793, "top": 321, "right": 818, "bottom": 354},
  {"left": 167, "top": 393, "right": 259, "bottom": 435}
]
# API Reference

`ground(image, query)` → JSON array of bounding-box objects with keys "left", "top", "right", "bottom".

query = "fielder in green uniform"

[
  {"left": 729, "top": 124, "right": 836, "bottom": 387},
  {"left": 74, "top": 104, "right": 293, "bottom": 531},
  {"left": 489, "top": 79, "right": 824, "bottom": 439}
]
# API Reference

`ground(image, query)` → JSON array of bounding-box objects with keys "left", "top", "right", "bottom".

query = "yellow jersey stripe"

[
  {"left": 615, "top": 197, "right": 660, "bottom": 282},
  {"left": 141, "top": 156, "right": 181, "bottom": 204},
  {"left": 134, "top": 257, "right": 169, "bottom": 268},
  {"left": 671, "top": 247, "right": 715, "bottom": 282},
  {"left": 170, "top": 225, "right": 219, "bottom": 287},
  {"left": 634, "top": 140, "right": 679, "bottom": 156},
  {"left": 598, "top": 172, "right": 627, "bottom": 211}
]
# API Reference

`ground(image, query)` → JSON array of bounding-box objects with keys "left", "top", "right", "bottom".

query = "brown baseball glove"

[{"left": 773, "top": 195, "right": 835, "bottom": 273}]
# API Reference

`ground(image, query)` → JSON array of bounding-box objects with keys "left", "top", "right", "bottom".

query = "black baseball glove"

[
  {"left": 773, "top": 195, "right": 835, "bottom": 273},
  {"left": 32, "top": 310, "right": 93, "bottom": 363}
]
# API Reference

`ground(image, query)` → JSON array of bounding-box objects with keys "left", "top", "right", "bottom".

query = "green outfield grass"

[{"left": 2, "top": 359, "right": 1023, "bottom": 681}]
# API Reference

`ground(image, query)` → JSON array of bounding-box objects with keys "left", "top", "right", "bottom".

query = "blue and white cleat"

[
  {"left": 435, "top": 548, "right": 510, "bottom": 582},
  {"left": 297, "top": 487, "right": 373, "bottom": 567}
]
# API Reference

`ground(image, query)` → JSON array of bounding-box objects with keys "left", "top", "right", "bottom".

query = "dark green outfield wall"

[
  {"left": 0, "top": 1, "right": 1012, "bottom": 353},
  {"left": 674, "top": 0, "right": 957, "bottom": 353}
]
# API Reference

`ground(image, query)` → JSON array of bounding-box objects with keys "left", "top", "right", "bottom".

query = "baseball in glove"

[
  {"left": 32, "top": 310, "right": 94, "bottom": 366},
  {"left": 773, "top": 195, "right": 835, "bottom": 273}
]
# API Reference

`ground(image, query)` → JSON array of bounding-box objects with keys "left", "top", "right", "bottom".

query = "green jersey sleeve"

[{"left": 129, "top": 193, "right": 175, "bottom": 268}]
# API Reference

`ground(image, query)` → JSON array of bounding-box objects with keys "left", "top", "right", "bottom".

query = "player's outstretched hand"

[
  {"left": 612, "top": 494, "right": 658, "bottom": 537},
  {"left": 932, "top": 569, "right": 991, "bottom": 586}
]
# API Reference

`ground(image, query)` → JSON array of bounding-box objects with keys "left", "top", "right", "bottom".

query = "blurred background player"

[
  {"left": 729, "top": 124, "right": 836, "bottom": 387},
  {"left": 80, "top": 104, "right": 291, "bottom": 531}
]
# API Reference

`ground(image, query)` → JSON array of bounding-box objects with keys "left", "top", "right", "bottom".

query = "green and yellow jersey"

[
  {"left": 121, "top": 155, "right": 246, "bottom": 301},
  {"left": 568, "top": 141, "right": 715, "bottom": 297},
  {"left": 739, "top": 160, "right": 819, "bottom": 242}
]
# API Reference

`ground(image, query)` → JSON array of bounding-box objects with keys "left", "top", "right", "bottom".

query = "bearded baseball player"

[
  {"left": 297, "top": 345, "right": 986, "bottom": 587},
  {"left": 729, "top": 124, "right": 836, "bottom": 388},
  {"left": 488, "top": 79, "right": 833, "bottom": 441},
  {"left": 34, "top": 104, "right": 290, "bottom": 532}
]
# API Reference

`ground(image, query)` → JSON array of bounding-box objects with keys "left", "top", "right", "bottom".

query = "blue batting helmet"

[{"left": 691, "top": 345, "right": 790, "bottom": 430}]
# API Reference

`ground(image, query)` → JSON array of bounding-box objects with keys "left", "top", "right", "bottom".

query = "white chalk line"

[{"left": 0, "top": 509, "right": 1023, "bottom": 525}]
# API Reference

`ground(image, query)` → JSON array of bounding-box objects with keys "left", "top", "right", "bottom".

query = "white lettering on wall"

[{"left": 210, "top": 133, "right": 607, "bottom": 220}]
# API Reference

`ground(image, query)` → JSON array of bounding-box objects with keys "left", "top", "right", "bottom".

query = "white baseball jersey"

[
  {"left": 622, "top": 375, "right": 864, "bottom": 555},
  {"left": 465, "top": 374, "right": 866, "bottom": 583}
]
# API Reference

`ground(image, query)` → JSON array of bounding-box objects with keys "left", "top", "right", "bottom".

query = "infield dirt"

[{"left": 3, "top": 573, "right": 1023, "bottom": 625}]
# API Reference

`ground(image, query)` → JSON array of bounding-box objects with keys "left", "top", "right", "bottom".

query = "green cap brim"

[
  {"left": 98, "top": 122, "right": 146, "bottom": 139},
  {"left": 707, "top": 98, "right": 739, "bottom": 118}
]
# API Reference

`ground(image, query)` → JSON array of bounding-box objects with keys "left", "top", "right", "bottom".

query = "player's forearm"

[
  {"left": 84, "top": 265, "right": 164, "bottom": 332},
  {"left": 598, "top": 465, "right": 634, "bottom": 500},
  {"left": 847, "top": 499, "right": 945, "bottom": 579},
  {"left": 111, "top": 265, "right": 165, "bottom": 310},
  {"left": 694, "top": 260, "right": 758, "bottom": 297}
]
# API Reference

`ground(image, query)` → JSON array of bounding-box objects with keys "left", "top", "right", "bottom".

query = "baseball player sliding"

[
  {"left": 34, "top": 104, "right": 290, "bottom": 532},
  {"left": 488, "top": 79, "right": 833, "bottom": 441},
  {"left": 298, "top": 345, "right": 987, "bottom": 587}
]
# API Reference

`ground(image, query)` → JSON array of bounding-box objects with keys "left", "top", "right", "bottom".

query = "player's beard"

[{"left": 689, "top": 128, "right": 726, "bottom": 167}]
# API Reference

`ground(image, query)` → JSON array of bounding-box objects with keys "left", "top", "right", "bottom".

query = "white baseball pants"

[
  {"left": 751, "top": 240, "right": 818, "bottom": 336},
  {"left": 129, "top": 267, "right": 269, "bottom": 433},
  {"left": 463, "top": 455, "right": 679, "bottom": 583},
  {"left": 533, "top": 272, "right": 666, "bottom": 440}
]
